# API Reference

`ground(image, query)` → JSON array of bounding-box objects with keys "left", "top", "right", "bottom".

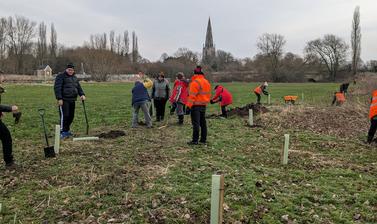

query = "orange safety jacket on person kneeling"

[
  {"left": 254, "top": 86, "right": 262, "bottom": 94},
  {"left": 186, "top": 74, "right": 211, "bottom": 108},
  {"left": 369, "top": 90, "right": 377, "bottom": 119},
  {"left": 335, "top": 92, "right": 345, "bottom": 103}
]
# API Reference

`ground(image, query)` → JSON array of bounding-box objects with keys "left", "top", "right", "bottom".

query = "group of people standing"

[{"left": 131, "top": 66, "right": 234, "bottom": 145}]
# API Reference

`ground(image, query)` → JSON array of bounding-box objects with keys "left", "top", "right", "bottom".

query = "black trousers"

[
  {"left": 190, "top": 106, "right": 207, "bottom": 143},
  {"left": 154, "top": 98, "right": 167, "bottom": 121},
  {"left": 367, "top": 118, "right": 377, "bottom": 143},
  {"left": 0, "top": 120, "right": 13, "bottom": 164},
  {"left": 59, "top": 100, "right": 76, "bottom": 132},
  {"left": 221, "top": 105, "right": 228, "bottom": 118},
  {"left": 255, "top": 93, "right": 261, "bottom": 104}
]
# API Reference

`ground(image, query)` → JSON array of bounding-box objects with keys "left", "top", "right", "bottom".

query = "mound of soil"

[
  {"left": 263, "top": 105, "right": 369, "bottom": 138},
  {"left": 227, "top": 103, "right": 269, "bottom": 117},
  {"left": 207, "top": 103, "right": 268, "bottom": 118},
  {"left": 97, "top": 130, "right": 126, "bottom": 139}
]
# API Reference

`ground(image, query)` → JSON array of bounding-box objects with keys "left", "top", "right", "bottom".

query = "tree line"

[{"left": 0, "top": 6, "right": 374, "bottom": 82}]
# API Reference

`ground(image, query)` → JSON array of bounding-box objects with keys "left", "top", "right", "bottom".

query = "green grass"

[{"left": 1, "top": 82, "right": 376, "bottom": 223}]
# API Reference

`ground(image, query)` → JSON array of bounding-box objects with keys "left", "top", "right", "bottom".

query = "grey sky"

[{"left": 0, "top": 0, "right": 376, "bottom": 61}]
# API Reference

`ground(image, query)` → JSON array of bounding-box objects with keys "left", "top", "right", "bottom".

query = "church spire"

[
  {"left": 202, "top": 17, "right": 216, "bottom": 65},
  {"left": 204, "top": 17, "right": 214, "bottom": 48}
]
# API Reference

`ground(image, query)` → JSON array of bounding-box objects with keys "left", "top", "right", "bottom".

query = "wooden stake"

[
  {"left": 248, "top": 109, "right": 253, "bottom": 126},
  {"left": 301, "top": 93, "right": 304, "bottom": 103},
  {"left": 268, "top": 94, "right": 271, "bottom": 105},
  {"left": 282, "top": 134, "right": 290, "bottom": 165},
  {"left": 54, "top": 125, "right": 60, "bottom": 154},
  {"left": 210, "top": 174, "right": 224, "bottom": 224}
]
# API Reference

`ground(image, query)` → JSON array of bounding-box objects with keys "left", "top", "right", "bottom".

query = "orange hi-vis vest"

[
  {"left": 186, "top": 74, "right": 211, "bottom": 108},
  {"left": 254, "top": 86, "right": 262, "bottom": 94},
  {"left": 335, "top": 92, "right": 345, "bottom": 102},
  {"left": 369, "top": 90, "right": 377, "bottom": 119}
]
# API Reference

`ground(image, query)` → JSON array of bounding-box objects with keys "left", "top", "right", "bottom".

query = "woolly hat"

[{"left": 194, "top": 66, "right": 203, "bottom": 75}]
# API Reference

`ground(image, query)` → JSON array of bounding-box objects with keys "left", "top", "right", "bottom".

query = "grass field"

[{"left": 1, "top": 82, "right": 376, "bottom": 223}]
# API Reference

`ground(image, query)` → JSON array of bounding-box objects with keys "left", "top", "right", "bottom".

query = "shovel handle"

[
  {"left": 82, "top": 100, "right": 89, "bottom": 135},
  {"left": 38, "top": 108, "right": 49, "bottom": 147},
  {"left": 38, "top": 108, "right": 45, "bottom": 116}
]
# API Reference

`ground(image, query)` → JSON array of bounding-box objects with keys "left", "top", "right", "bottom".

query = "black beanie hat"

[{"left": 66, "top": 63, "right": 75, "bottom": 69}]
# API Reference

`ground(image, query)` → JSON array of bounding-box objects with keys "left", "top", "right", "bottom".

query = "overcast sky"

[{"left": 0, "top": 0, "right": 376, "bottom": 62}]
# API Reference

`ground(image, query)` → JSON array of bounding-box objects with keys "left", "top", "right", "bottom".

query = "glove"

[
  {"left": 210, "top": 100, "right": 214, "bottom": 104},
  {"left": 185, "top": 108, "right": 191, "bottom": 115},
  {"left": 13, "top": 112, "right": 22, "bottom": 124}
]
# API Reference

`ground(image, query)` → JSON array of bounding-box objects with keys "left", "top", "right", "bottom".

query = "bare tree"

[
  {"left": 351, "top": 6, "right": 361, "bottom": 76},
  {"left": 49, "top": 23, "right": 57, "bottom": 58},
  {"left": 123, "top": 30, "right": 129, "bottom": 58},
  {"left": 115, "top": 33, "right": 122, "bottom": 55},
  {"left": 174, "top": 48, "right": 199, "bottom": 63},
  {"left": 89, "top": 33, "right": 107, "bottom": 50},
  {"left": 160, "top": 53, "right": 169, "bottom": 62},
  {"left": 132, "top": 31, "right": 139, "bottom": 63},
  {"left": 6, "top": 16, "right": 36, "bottom": 74},
  {"left": 256, "top": 33, "right": 286, "bottom": 81},
  {"left": 37, "top": 22, "right": 47, "bottom": 65},
  {"left": 0, "top": 18, "right": 7, "bottom": 60},
  {"left": 305, "top": 34, "right": 348, "bottom": 81},
  {"left": 109, "top": 30, "right": 115, "bottom": 53}
]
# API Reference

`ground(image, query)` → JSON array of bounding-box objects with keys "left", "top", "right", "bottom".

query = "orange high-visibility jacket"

[
  {"left": 369, "top": 90, "right": 377, "bottom": 119},
  {"left": 186, "top": 74, "right": 211, "bottom": 108},
  {"left": 335, "top": 92, "right": 346, "bottom": 102},
  {"left": 254, "top": 86, "right": 262, "bottom": 94}
]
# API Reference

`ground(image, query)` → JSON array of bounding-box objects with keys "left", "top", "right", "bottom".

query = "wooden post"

[
  {"left": 248, "top": 109, "right": 253, "bottom": 126},
  {"left": 282, "top": 134, "right": 290, "bottom": 165},
  {"left": 210, "top": 174, "right": 224, "bottom": 224},
  {"left": 54, "top": 125, "right": 60, "bottom": 154},
  {"left": 301, "top": 93, "right": 304, "bottom": 103},
  {"left": 268, "top": 94, "right": 271, "bottom": 105}
]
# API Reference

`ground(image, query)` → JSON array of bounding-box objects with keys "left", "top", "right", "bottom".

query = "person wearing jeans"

[
  {"left": 169, "top": 72, "right": 188, "bottom": 125},
  {"left": 132, "top": 80, "right": 152, "bottom": 128}
]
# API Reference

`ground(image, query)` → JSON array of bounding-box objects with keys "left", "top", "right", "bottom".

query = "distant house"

[{"left": 36, "top": 65, "right": 53, "bottom": 80}]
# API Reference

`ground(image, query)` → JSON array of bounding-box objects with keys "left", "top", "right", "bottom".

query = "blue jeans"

[{"left": 132, "top": 101, "right": 152, "bottom": 128}]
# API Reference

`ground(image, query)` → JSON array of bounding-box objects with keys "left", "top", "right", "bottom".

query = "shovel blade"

[{"left": 44, "top": 146, "right": 56, "bottom": 158}]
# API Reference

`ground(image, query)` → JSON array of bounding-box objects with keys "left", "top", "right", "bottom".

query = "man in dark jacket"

[
  {"left": 132, "top": 80, "right": 152, "bottom": 128},
  {"left": 54, "top": 63, "right": 86, "bottom": 138},
  {"left": 0, "top": 104, "right": 20, "bottom": 168}
]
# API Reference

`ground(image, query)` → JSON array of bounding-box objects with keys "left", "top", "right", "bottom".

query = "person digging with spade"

[
  {"left": 0, "top": 74, "right": 22, "bottom": 169},
  {"left": 54, "top": 63, "right": 86, "bottom": 139},
  {"left": 253, "top": 82, "right": 269, "bottom": 104},
  {"left": 210, "top": 85, "right": 233, "bottom": 118}
]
